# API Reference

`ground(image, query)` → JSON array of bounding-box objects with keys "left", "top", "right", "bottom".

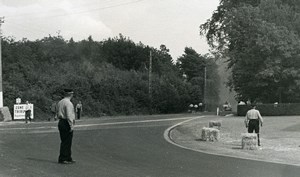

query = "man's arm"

[
  {"left": 257, "top": 111, "right": 263, "bottom": 126},
  {"left": 244, "top": 112, "right": 249, "bottom": 127},
  {"left": 65, "top": 102, "right": 75, "bottom": 131}
]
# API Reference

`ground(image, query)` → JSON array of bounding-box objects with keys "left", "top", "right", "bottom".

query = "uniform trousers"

[
  {"left": 76, "top": 108, "right": 81, "bottom": 119},
  {"left": 58, "top": 119, "right": 73, "bottom": 162}
]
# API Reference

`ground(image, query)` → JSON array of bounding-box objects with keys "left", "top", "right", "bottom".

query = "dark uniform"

[{"left": 56, "top": 89, "right": 76, "bottom": 164}]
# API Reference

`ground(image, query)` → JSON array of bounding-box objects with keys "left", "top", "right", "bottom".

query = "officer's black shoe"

[
  {"left": 68, "top": 160, "right": 76, "bottom": 163},
  {"left": 58, "top": 160, "right": 73, "bottom": 164}
]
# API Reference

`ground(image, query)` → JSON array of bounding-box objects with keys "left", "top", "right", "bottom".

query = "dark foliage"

[
  {"left": 2, "top": 34, "right": 219, "bottom": 119},
  {"left": 200, "top": 0, "right": 300, "bottom": 103}
]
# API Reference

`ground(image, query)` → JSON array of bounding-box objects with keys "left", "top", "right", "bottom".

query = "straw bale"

[
  {"left": 241, "top": 133, "right": 257, "bottom": 150},
  {"left": 201, "top": 127, "right": 220, "bottom": 141},
  {"left": 209, "top": 121, "right": 221, "bottom": 129}
]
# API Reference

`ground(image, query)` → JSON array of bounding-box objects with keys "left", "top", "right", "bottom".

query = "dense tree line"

[
  {"left": 2, "top": 34, "right": 219, "bottom": 119},
  {"left": 200, "top": 0, "right": 300, "bottom": 103}
]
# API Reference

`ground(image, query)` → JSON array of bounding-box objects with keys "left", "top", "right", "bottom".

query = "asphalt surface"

[{"left": 0, "top": 115, "right": 299, "bottom": 177}]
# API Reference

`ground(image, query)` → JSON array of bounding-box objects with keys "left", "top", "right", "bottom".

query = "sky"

[{"left": 0, "top": 0, "right": 220, "bottom": 60}]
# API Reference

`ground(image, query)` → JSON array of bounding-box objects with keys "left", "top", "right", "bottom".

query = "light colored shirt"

[
  {"left": 76, "top": 103, "right": 82, "bottom": 112},
  {"left": 245, "top": 108, "right": 263, "bottom": 124},
  {"left": 56, "top": 97, "right": 75, "bottom": 129},
  {"left": 25, "top": 104, "right": 31, "bottom": 111}
]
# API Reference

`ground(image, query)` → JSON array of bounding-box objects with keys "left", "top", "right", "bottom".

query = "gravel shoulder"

[{"left": 169, "top": 115, "right": 300, "bottom": 166}]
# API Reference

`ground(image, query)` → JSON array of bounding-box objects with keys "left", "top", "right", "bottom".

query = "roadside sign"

[
  {"left": 16, "top": 98, "right": 21, "bottom": 104},
  {"left": 13, "top": 104, "right": 34, "bottom": 120}
]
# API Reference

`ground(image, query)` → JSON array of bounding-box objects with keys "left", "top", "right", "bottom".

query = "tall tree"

[
  {"left": 101, "top": 34, "right": 148, "bottom": 71},
  {"left": 200, "top": 0, "right": 300, "bottom": 103},
  {"left": 176, "top": 47, "right": 220, "bottom": 109},
  {"left": 177, "top": 47, "right": 206, "bottom": 81}
]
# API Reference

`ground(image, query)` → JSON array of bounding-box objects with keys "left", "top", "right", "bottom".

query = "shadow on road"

[{"left": 26, "top": 157, "right": 57, "bottom": 164}]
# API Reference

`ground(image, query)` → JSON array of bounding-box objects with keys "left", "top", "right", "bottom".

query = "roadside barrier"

[
  {"left": 201, "top": 127, "right": 220, "bottom": 141},
  {"left": 241, "top": 133, "right": 257, "bottom": 150},
  {"left": 208, "top": 120, "right": 221, "bottom": 130}
]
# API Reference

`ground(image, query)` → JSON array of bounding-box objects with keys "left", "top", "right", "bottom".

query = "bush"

[{"left": 237, "top": 103, "right": 300, "bottom": 116}]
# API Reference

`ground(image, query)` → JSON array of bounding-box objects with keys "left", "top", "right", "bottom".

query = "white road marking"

[
  {"left": 76, "top": 116, "right": 198, "bottom": 128},
  {"left": 0, "top": 116, "right": 198, "bottom": 131},
  {"left": 0, "top": 126, "right": 57, "bottom": 131},
  {"left": 164, "top": 116, "right": 204, "bottom": 145}
]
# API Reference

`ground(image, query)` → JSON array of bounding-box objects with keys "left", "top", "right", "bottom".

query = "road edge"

[{"left": 163, "top": 116, "right": 300, "bottom": 167}]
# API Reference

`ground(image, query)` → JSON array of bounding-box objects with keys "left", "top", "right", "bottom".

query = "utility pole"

[
  {"left": 0, "top": 17, "right": 12, "bottom": 121},
  {"left": 0, "top": 17, "right": 4, "bottom": 108},
  {"left": 148, "top": 50, "right": 152, "bottom": 115},
  {"left": 203, "top": 66, "right": 207, "bottom": 112}
]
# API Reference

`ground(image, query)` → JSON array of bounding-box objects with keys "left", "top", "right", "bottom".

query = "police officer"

[
  {"left": 56, "top": 89, "right": 76, "bottom": 164},
  {"left": 245, "top": 104, "right": 263, "bottom": 146}
]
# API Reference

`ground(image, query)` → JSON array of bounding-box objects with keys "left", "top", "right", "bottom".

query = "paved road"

[{"left": 0, "top": 116, "right": 299, "bottom": 177}]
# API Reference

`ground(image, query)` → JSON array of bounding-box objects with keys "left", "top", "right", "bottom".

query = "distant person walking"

[
  {"left": 24, "top": 101, "right": 32, "bottom": 123},
  {"left": 49, "top": 102, "right": 57, "bottom": 121},
  {"left": 56, "top": 89, "right": 76, "bottom": 164},
  {"left": 75, "top": 101, "right": 83, "bottom": 120},
  {"left": 244, "top": 104, "right": 263, "bottom": 146}
]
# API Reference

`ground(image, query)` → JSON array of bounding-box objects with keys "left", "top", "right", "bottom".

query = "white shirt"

[
  {"left": 56, "top": 97, "right": 75, "bottom": 129},
  {"left": 25, "top": 104, "right": 31, "bottom": 111}
]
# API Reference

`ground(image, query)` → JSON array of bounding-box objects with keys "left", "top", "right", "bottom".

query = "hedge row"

[{"left": 237, "top": 103, "right": 300, "bottom": 116}]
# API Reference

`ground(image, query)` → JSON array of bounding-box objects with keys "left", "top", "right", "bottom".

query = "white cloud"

[
  {"left": 0, "top": 0, "right": 219, "bottom": 59},
  {"left": 59, "top": 15, "right": 112, "bottom": 41},
  {"left": 1, "top": 0, "right": 112, "bottom": 41}
]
